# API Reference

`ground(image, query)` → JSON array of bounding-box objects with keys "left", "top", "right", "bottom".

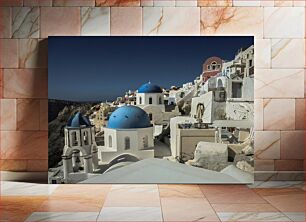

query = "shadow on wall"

[{"left": 1, "top": 39, "right": 48, "bottom": 183}]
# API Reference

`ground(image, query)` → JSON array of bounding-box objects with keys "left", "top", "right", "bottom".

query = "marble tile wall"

[{"left": 0, "top": 0, "right": 304, "bottom": 181}]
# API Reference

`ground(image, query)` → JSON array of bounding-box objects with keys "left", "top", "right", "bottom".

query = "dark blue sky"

[{"left": 49, "top": 36, "right": 253, "bottom": 102}]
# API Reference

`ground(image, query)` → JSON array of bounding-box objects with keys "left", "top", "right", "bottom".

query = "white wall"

[
  {"left": 104, "top": 127, "right": 154, "bottom": 151},
  {"left": 170, "top": 116, "right": 196, "bottom": 157},
  {"left": 100, "top": 127, "right": 154, "bottom": 163},
  {"left": 136, "top": 93, "right": 164, "bottom": 106}
]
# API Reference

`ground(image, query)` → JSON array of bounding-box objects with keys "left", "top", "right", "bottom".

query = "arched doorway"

[{"left": 196, "top": 104, "right": 205, "bottom": 120}]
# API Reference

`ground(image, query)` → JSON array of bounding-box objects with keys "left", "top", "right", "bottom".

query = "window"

[
  {"left": 207, "top": 65, "right": 211, "bottom": 70},
  {"left": 159, "top": 96, "right": 162, "bottom": 104},
  {"left": 139, "top": 96, "right": 142, "bottom": 104},
  {"left": 108, "top": 135, "right": 112, "bottom": 147},
  {"left": 196, "top": 104, "right": 204, "bottom": 119},
  {"left": 249, "top": 59, "right": 253, "bottom": 67},
  {"left": 143, "top": 135, "right": 148, "bottom": 148},
  {"left": 72, "top": 131, "right": 78, "bottom": 146},
  {"left": 124, "top": 137, "right": 130, "bottom": 150},
  {"left": 217, "top": 79, "right": 223, "bottom": 88},
  {"left": 149, "top": 113, "right": 153, "bottom": 121},
  {"left": 149, "top": 97, "right": 152, "bottom": 104},
  {"left": 211, "top": 61, "right": 217, "bottom": 70},
  {"left": 83, "top": 131, "right": 89, "bottom": 145},
  {"left": 232, "top": 82, "right": 242, "bottom": 98}
]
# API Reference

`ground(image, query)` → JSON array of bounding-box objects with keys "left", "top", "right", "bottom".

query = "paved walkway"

[{"left": 0, "top": 181, "right": 305, "bottom": 221}]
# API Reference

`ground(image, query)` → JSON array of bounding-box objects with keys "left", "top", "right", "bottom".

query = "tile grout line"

[
  {"left": 197, "top": 184, "right": 222, "bottom": 222},
  {"left": 157, "top": 184, "right": 165, "bottom": 222}
]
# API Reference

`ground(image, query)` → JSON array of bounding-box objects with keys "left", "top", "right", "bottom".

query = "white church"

[
  {"left": 61, "top": 82, "right": 169, "bottom": 182},
  {"left": 99, "top": 105, "right": 155, "bottom": 163},
  {"left": 135, "top": 82, "right": 166, "bottom": 124}
]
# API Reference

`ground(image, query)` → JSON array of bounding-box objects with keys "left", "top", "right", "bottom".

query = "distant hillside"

[{"left": 48, "top": 99, "right": 99, "bottom": 122}]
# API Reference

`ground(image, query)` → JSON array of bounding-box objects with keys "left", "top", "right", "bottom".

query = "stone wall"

[{"left": 0, "top": 0, "right": 305, "bottom": 181}]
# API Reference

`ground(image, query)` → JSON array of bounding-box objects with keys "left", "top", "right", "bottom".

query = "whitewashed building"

[
  {"left": 62, "top": 112, "right": 99, "bottom": 183},
  {"left": 99, "top": 105, "right": 154, "bottom": 164}
]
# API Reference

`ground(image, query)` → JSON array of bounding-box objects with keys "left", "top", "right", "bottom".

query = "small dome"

[
  {"left": 67, "top": 112, "right": 91, "bottom": 128},
  {"left": 107, "top": 105, "right": 151, "bottom": 129},
  {"left": 137, "top": 82, "right": 163, "bottom": 93}
]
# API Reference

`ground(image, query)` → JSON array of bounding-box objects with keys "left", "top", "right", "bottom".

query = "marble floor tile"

[
  {"left": 1, "top": 131, "right": 48, "bottom": 160},
  {"left": 176, "top": 0, "right": 197, "bottom": 6},
  {"left": 23, "top": 0, "right": 52, "bottom": 6},
  {"left": 27, "top": 159, "right": 48, "bottom": 172},
  {"left": 51, "top": 184, "right": 111, "bottom": 199},
  {"left": 103, "top": 184, "right": 160, "bottom": 207},
  {"left": 25, "top": 212, "right": 99, "bottom": 221},
  {"left": 1, "top": 181, "right": 58, "bottom": 196},
  {"left": 255, "top": 188, "right": 305, "bottom": 212},
  {"left": 19, "top": 39, "right": 48, "bottom": 68},
  {"left": 254, "top": 131, "right": 280, "bottom": 160},
  {"left": 3, "top": 68, "right": 48, "bottom": 99},
  {"left": 143, "top": 7, "right": 200, "bottom": 35},
  {"left": 263, "top": 99, "right": 295, "bottom": 130},
  {"left": 293, "top": 0, "right": 305, "bottom": 6},
  {"left": 271, "top": 39, "right": 305, "bottom": 69},
  {"left": 40, "top": 7, "right": 80, "bottom": 38},
  {"left": 254, "top": 98, "right": 263, "bottom": 130},
  {"left": 53, "top": 0, "right": 95, "bottom": 6},
  {"left": 161, "top": 197, "right": 219, "bottom": 221},
  {"left": 153, "top": 0, "right": 175, "bottom": 6},
  {"left": 0, "top": 99, "right": 17, "bottom": 131},
  {"left": 98, "top": 207, "right": 163, "bottom": 221},
  {"left": 39, "top": 99, "right": 48, "bottom": 130},
  {"left": 200, "top": 7, "right": 263, "bottom": 38},
  {"left": 141, "top": 0, "right": 153, "bottom": 6},
  {"left": 0, "top": 159, "right": 27, "bottom": 171},
  {"left": 198, "top": 0, "right": 232, "bottom": 6},
  {"left": 212, "top": 203, "right": 278, "bottom": 212},
  {"left": 110, "top": 7, "right": 142, "bottom": 36},
  {"left": 0, "top": 196, "right": 47, "bottom": 221},
  {"left": 233, "top": 0, "right": 261, "bottom": 6},
  {"left": 12, "top": 7, "right": 39, "bottom": 38},
  {"left": 217, "top": 212, "right": 291, "bottom": 221},
  {"left": 280, "top": 131, "right": 305, "bottom": 160},
  {"left": 260, "top": 0, "right": 274, "bottom": 6},
  {"left": 0, "top": 7, "right": 11, "bottom": 38},
  {"left": 0, "top": 39, "right": 18, "bottom": 68},
  {"left": 199, "top": 185, "right": 266, "bottom": 204},
  {"left": 38, "top": 196, "right": 105, "bottom": 212},
  {"left": 254, "top": 39, "right": 271, "bottom": 69},
  {"left": 158, "top": 184, "right": 204, "bottom": 198},
  {"left": 17, "top": 99, "right": 40, "bottom": 130},
  {"left": 283, "top": 212, "right": 305, "bottom": 222},
  {"left": 274, "top": 0, "right": 293, "bottom": 6},
  {"left": 81, "top": 7, "right": 110, "bottom": 36},
  {"left": 255, "top": 69, "right": 304, "bottom": 99},
  {"left": 264, "top": 7, "right": 305, "bottom": 38},
  {"left": 0, "top": 0, "right": 23, "bottom": 6},
  {"left": 96, "top": 0, "right": 140, "bottom": 6}
]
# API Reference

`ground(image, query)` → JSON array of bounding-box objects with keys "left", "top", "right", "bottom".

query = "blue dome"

[
  {"left": 67, "top": 112, "right": 92, "bottom": 128},
  {"left": 107, "top": 105, "right": 151, "bottom": 129},
  {"left": 137, "top": 82, "right": 163, "bottom": 93}
]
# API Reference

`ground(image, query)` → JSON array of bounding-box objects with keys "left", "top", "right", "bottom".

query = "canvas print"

[{"left": 48, "top": 36, "right": 254, "bottom": 184}]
